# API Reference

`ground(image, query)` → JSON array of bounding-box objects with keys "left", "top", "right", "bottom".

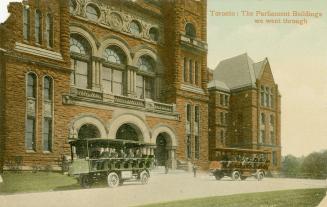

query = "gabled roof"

[{"left": 212, "top": 53, "right": 268, "bottom": 90}]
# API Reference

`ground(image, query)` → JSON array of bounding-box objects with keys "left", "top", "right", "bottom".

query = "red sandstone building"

[{"left": 0, "top": 0, "right": 281, "bottom": 172}]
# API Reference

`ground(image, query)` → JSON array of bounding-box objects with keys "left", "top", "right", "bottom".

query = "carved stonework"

[
  {"left": 71, "top": 0, "right": 162, "bottom": 43},
  {"left": 109, "top": 12, "right": 123, "bottom": 30}
]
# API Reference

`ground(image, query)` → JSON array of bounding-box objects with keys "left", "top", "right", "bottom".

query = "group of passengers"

[
  {"left": 91, "top": 147, "right": 145, "bottom": 159},
  {"left": 220, "top": 153, "right": 268, "bottom": 168}
]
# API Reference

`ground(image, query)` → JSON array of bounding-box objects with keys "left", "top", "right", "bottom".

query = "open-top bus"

[
  {"left": 209, "top": 147, "right": 271, "bottom": 181},
  {"left": 68, "top": 138, "right": 155, "bottom": 188}
]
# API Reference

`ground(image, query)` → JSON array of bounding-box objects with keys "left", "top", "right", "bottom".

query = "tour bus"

[
  {"left": 68, "top": 138, "right": 155, "bottom": 188},
  {"left": 209, "top": 147, "right": 271, "bottom": 181}
]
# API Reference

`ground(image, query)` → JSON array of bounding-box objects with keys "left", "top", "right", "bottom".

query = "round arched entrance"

[
  {"left": 78, "top": 124, "right": 100, "bottom": 139},
  {"left": 116, "top": 123, "right": 143, "bottom": 141},
  {"left": 155, "top": 133, "right": 168, "bottom": 166}
]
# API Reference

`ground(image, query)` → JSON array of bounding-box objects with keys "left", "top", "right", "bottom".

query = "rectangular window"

[
  {"left": 186, "top": 104, "right": 191, "bottom": 122},
  {"left": 44, "top": 78, "right": 52, "bottom": 101},
  {"left": 43, "top": 118, "right": 52, "bottom": 151},
  {"left": 220, "top": 94, "right": 223, "bottom": 105},
  {"left": 195, "top": 61, "right": 199, "bottom": 85},
  {"left": 27, "top": 75, "right": 36, "bottom": 98},
  {"left": 136, "top": 75, "right": 144, "bottom": 98},
  {"left": 183, "top": 57, "right": 187, "bottom": 82},
  {"left": 195, "top": 136, "right": 199, "bottom": 159},
  {"left": 187, "top": 135, "right": 192, "bottom": 159},
  {"left": 260, "top": 86, "right": 265, "bottom": 106},
  {"left": 195, "top": 106, "right": 199, "bottom": 123},
  {"left": 23, "top": 8, "right": 30, "bottom": 41},
  {"left": 144, "top": 77, "right": 153, "bottom": 99},
  {"left": 265, "top": 87, "right": 269, "bottom": 107},
  {"left": 102, "top": 66, "right": 112, "bottom": 94},
  {"left": 259, "top": 130, "right": 265, "bottom": 144},
  {"left": 25, "top": 117, "right": 36, "bottom": 150},
  {"left": 224, "top": 95, "right": 228, "bottom": 106},
  {"left": 35, "top": 10, "right": 42, "bottom": 44},
  {"left": 74, "top": 60, "right": 88, "bottom": 89},
  {"left": 220, "top": 130, "right": 224, "bottom": 144},
  {"left": 45, "top": 14, "right": 53, "bottom": 48},
  {"left": 220, "top": 112, "right": 224, "bottom": 124},
  {"left": 113, "top": 70, "right": 123, "bottom": 95},
  {"left": 189, "top": 59, "right": 193, "bottom": 83}
]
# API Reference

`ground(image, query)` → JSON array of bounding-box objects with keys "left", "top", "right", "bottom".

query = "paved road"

[{"left": 1, "top": 171, "right": 326, "bottom": 207}]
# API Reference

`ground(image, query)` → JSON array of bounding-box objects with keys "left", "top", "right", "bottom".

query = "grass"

[
  {"left": 138, "top": 188, "right": 327, "bottom": 207},
  {"left": 0, "top": 171, "right": 80, "bottom": 194}
]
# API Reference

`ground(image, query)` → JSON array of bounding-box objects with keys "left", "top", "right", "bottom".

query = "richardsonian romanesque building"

[{"left": 0, "top": 0, "right": 281, "bottom": 172}]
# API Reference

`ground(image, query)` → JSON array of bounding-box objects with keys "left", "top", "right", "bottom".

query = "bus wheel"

[
  {"left": 80, "top": 174, "right": 92, "bottom": 188},
  {"left": 107, "top": 172, "right": 120, "bottom": 188},
  {"left": 257, "top": 171, "right": 264, "bottom": 181},
  {"left": 231, "top": 171, "right": 240, "bottom": 181},
  {"left": 140, "top": 171, "right": 149, "bottom": 185}
]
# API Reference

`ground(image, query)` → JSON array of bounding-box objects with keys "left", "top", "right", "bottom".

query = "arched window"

[
  {"left": 35, "top": 10, "right": 42, "bottom": 44},
  {"left": 103, "top": 46, "right": 126, "bottom": 64},
  {"left": 23, "top": 7, "right": 30, "bottom": 41},
  {"left": 43, "top": 76, "right": 53, "bottom": 152},
  {"left": 149, "top": 27, "right": 159, "bottom": 41},
  {"left": 185, "top": 23, "right": 196, "bottom": 38},
  {"left": 102, "top": 46, "right": 126, "bottom": 95},
  {"left": 70, "top": 34, "right": 91, "bottom": 89},
  {"left": 136, "top": 55, "right": 155, "bottom": 99},
  {"left": 130, "top": 20, "right": 141, "bottom": 35},
  {"left": 45, "top": 14, "right": 53, "bottom": 48},
  {"left": 26, "top": 73, "right": 37, "bottom": 151},
  {"left": 86, "top": 4, "right": 100, "bottom": 21}
]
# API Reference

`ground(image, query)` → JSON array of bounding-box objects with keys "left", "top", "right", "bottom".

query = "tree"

[{"left": 281, "top": 154, "right": 302, "bottom": 177}]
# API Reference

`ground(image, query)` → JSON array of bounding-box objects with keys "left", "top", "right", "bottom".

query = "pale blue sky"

[{"left": 0, "top": 0, "right": 326, "bottom": 156}]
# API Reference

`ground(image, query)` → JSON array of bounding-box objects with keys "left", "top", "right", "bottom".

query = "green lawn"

[
  {"left": 138, "top": 188, "right": 327, "bottom": 207},
  {"left": 0, "top": 171, "right": 81, "bottom": 194}
]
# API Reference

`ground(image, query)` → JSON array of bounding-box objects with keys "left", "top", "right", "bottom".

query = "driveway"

[{"left": 0, "top": 171, "right": 326, "bottom": 207}]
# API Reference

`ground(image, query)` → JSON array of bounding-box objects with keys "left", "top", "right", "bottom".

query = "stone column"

[
  {"left": 91, "top": 57, "right": 102, "bottom": 91},
  {"left": 127, "top": 65, "right": 137, "bottom": 97},
  {"left": 167, "top": 147, "right": 177, "bottom": 170}
]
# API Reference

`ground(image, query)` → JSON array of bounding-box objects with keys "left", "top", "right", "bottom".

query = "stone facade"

[
  {"left": 0, "top": 0, "right": 281, "bottom": 172},
  {"left": 208, "top": 54, "right": 282, "bottom": 171}
]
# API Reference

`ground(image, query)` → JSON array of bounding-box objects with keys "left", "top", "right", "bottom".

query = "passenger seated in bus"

[
  {"left": 127, "top": 149, "right": 135, "bottom": 158},
  {"left": 118, "top": 149, "right": 126, "bottom": 158},
  {"left": 110, "top": 148, "right": 118, "bottom": 158},
  {"left": 100, "top": 148, "right": 110, "bottom": 158}
]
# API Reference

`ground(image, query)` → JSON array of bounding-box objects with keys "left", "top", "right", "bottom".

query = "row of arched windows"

[
  {"left": 70, "top": 34, "right": 156, "bottom": 99},
  {"left": 23, "top": 7, "right": 53, "bottom": 47},
  {"left": 25, "top": 73, "right": 53, "bottom": 152}
]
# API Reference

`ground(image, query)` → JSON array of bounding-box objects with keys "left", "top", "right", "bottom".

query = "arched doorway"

[
  {"left": 155, "top": 133, "right": 168, "bottom": 166},
  {"left": 116, "top": 123, "right": 143, "bottom": 141},
  {"left": 78, "top": 124, "right": 100, "bottom": 139}
]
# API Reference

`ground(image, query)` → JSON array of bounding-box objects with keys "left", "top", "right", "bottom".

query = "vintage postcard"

[{"left": 0, "top": 0, "right": 326, "bottom": 206}]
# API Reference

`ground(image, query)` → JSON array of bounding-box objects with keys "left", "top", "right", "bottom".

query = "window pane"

[
  {"left": 144, "top": 78, "right": 153, "bottom": 99},
  {"left": 136, "top": 75, "right": 143, "bottom": 98},
  {"left": 46, "top": 14, "right": 53, "bottom": 47},
  {"left": 35, "top": 10, "right": 42, "bottom": 44},
  {"left": 25, "top": 118, "right": 35, "bottom": 150},
  {"left": 112, "top": 70, "right": 123, "bottom": 95},
  {"left": 43, "top": 119, "right": 52, "bottom": 151},
  {"left": 195, "top": 136, "right": 200, "bottom": 159},
  {"left": 23, "top": 8, "right": 30, "bottom": 40},
  {"left": 130, "top": 21, "right": 141, "bottom": 35},
  {"left": 102, "top": 67, "right": 112, "bottom": 93},
  {"left": 44, "top": 77, "right": 52, "bottom": 101},
  {"left": 75, "top": 60, "right": 88, "bottom": 88},
  {"left": 138, "top": 56, "right": 154, "bottom": 72},
  {"left": 27, "top": 74, "right": 36, "bottom": 98},
  {"left": 189, "top": 59, "right": 193, "bottom": 83},
  {"left": 187, "top": 104, "right": 191, "bottom": 122},
  {"left": 183, "top": 57, "right": 187, "bottom": 82},
  {"left": 187, "top": 135, "right": 192, "bottom": 159}
]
